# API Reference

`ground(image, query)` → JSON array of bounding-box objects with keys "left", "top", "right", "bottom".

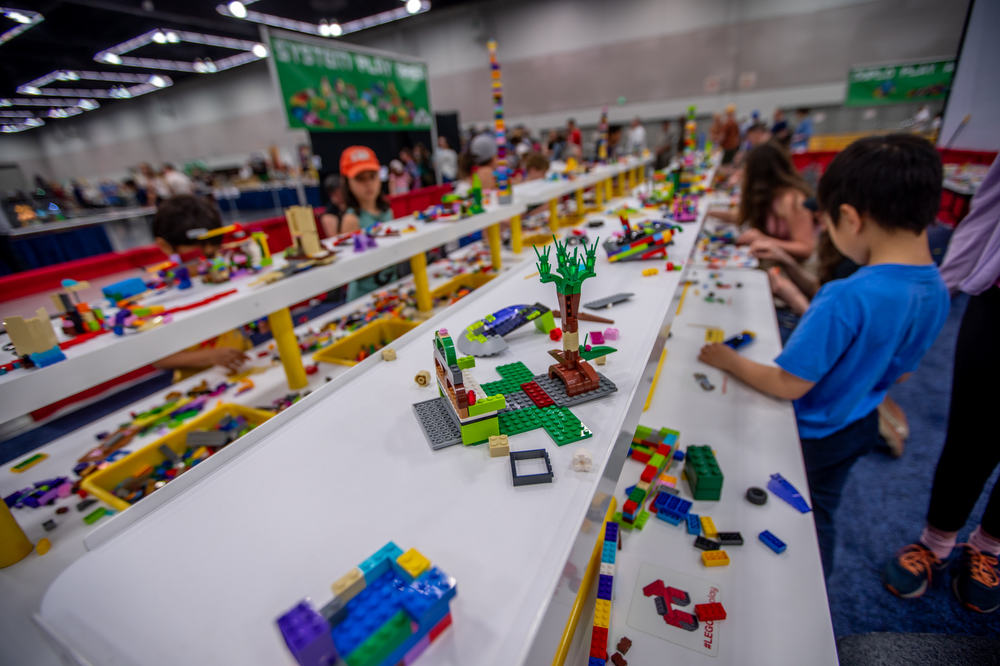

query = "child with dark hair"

[
  {"left": 523, "top": 153, "right": 550, "bottom": 181},
  {"left": 699, "top": 134, "right": 950, "bottom": 578},
  {"left": 151, "top": 195, "right": 251, "bottom": 380}
]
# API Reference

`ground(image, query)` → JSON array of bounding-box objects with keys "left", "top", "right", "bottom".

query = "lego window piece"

[{"left": 509, "top": 449, "right": 554, "bottom": 486}]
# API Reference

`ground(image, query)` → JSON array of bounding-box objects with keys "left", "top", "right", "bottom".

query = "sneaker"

[
  {"left": 952, "top": 545, "right": 1000, "bottom": 613},
  {"left": 883, "top": 543, "right": 947, "bottom": 599}
]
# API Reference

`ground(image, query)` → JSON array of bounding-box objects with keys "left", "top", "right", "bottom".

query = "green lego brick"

[
  {"left": 635, "top": 510, "right": 650, "bottom": 530},
  {"left": 533, "top": 309, "right": 556, "bottom": 333},
  {"left": 481, "top": 361, "right": 537, "bottom": 396},
  {"left": 539, "top": 406, "right": 592, "bottom": 446},
  {"left": 468, "top": 393, "right": 506, "bottom": 417},
  {"left": 344, "top": 610, "right": 413, "bottom": 666},
  {"left": 461, "top": 416, "right": 499, "bottom": 446},
  {"left": 457, "top": 355, "right": 476, "bottom": 370},
  {"left": 628, "top": 487, "right": 646, "bottom": 504},
  {"left": 649, "top": 453, "right": 666, "bottom": 469},
  {"left": 685, "top": 445, "right": 724, "bottom": 499},
  {"left": 692, "top": 487, "right": 722, "bottom": 501},
  {"left": 612, "top": 511, "right": 623, "bottom": 523}
]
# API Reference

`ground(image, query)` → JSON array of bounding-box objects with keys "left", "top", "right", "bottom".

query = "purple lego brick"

[
  {"left": 403, "top": 634, "right": 431, "bottom": 665},
  {"left": 276, "top": 600, "right": 339, "bottom": 666},
  {"left": 605, "top": 522, "right": 619, "bottom": 544},
  {"left": 597, "top": 574, "right": 614, "bottom": 600}
]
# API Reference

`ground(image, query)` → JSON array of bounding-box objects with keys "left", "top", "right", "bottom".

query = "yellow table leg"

[
  {"left": 606, "top": 178, "right": 614, "bottom": 201},
  {"left": 410, "top": 252, "right": 432, "bottom": 313},
  {"left": 549, "top": 198, "right": 560, "bottom": 230},
  {"left": 268, "top": 307, "right": 307, "bottom": 390},
  {"left": 574, "top": 188, "right": 584, "bottom": 221},
  {"left": 618, "top": 172, "right": 626, "bottom": 195},
  {"left": 628, "top": 167, "right": 635, "bottom": 190},
  {"left": 510, "top": 214, "right": 523, "bottom": 254},
  {"left": 0, "top": 501, "right": 33, "bottom": 568},
  {"left": 595, "top": 181, "right": 603, "bottom": 208},
  {"left": 486, "top": 223, "right": 502, "bottom": 271}
]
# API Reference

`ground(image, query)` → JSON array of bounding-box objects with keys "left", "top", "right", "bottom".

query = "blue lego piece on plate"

[
  {"left": 597, "top": 574, "right": 614, "bottom": 600},
  {"left": 760, "top": 530, "right": 787, "bottom": 554},
  {"left": 330, "top": 571, "right": 405, "bottom": 656},
  {"left": 276, "top": 600, "right": 340, "bottom": 666},
  {"left": 399, "top": 566, "right": 457, "bottom": 625},
  {"left": 768, "top": 473, "right": 812, "bottom": 513},
  {"left": 687, "top": 513, "right": 701, "bottom": 535},
  {"left": 358, "top": 541, "right": 403, "bottom": 583}
]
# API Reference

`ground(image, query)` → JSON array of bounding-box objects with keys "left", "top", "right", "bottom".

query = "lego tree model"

[{"left": 535, "top": 237, "right": 610, "bottom": 397}]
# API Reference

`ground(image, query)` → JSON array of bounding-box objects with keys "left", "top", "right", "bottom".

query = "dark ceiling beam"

[{"left": 56, "top": 0, "right": 260, "bottom": 37}]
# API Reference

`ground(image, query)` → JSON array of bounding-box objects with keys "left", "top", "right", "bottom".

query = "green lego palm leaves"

[{"left": 534, "top": 237, "right": 599, "bottom": 296}]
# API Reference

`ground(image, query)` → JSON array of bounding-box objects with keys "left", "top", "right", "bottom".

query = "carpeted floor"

[{"left": 828, "top": 293, "right": 1000, "bottom": 637}]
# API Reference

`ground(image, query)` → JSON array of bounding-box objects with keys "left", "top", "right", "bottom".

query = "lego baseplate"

[
  {"left": 530, "top": 372, "right": 618, "bottom": 408},
  {"left": 584, "top": 292, "right": 634, "bottom": 310},
  {"left": 413, "top": 398, "right": 463, "bottom": 450}
]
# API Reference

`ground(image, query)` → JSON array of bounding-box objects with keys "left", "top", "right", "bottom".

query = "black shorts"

[{"left": 722, "top": 148, "right": 737, "bottom": 165}]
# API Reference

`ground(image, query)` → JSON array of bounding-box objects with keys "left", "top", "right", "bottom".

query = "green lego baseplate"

[
  {"left": 480, "top": 361, "right": 536, "bottom": 396},
  {"left": 498, "top": 404, "right": 592, "bottom": 446},
  {"left": 685, "top": 445, "right": 724, "bottom": 501}
]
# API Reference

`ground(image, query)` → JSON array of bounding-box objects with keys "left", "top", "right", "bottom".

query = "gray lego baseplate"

[
  {"left": 531, "top": 372, "right": 618, "bottom": 408},
  {"left": 499, "top": 390, "right": 532, "bottom": 414},
  {"left": 583, "top": 292, "right": 634, "bottom": 310},
  {"left": 412, "top": 397, "right": 463, "bottom": 450}
]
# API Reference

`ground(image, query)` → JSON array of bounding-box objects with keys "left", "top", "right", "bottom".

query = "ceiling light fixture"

[
  {"left": 2, "top": 117, "right": 45, "bottom": 133},
  {"left": 1, "top": 7, "right": 43, "bottom": 44},
  {"left": 216, "top": 0, "right": 430, "bottom": 37},
  {"left": 94, "top": 29, "right": 269, "bottom": 73},
  {"left": 0, "top": 98, "right": 100, "bottom": 110},
  {"left": 16, "top": 71, "right": 173, "bottom": 98},
  {"left": 227, "top": 1, "right": 247, "bottom": 19}
]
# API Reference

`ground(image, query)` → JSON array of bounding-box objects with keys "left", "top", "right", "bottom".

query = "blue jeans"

[{"left": 800, "top": 409, "right": 879, "bottom": 578}]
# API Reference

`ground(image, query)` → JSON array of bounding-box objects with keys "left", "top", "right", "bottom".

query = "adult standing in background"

[
  {"left": 566, "top": 118, "right": 582, "bottom": 159},
  {"left": 137, "top": 162, "right": 169, "bottom": 205},
  {"left": 720, "top": 105, "right": 741, "bottom": 165},
  {"left": 709, "top": 112, "right": 725, "bottom": 146},
  {"left": 772, "top": 108, "right": 791, "bottom": 147},
  {"left": 911, "top": 104, "right": 932, "bottom": 133},
  {"left": 435, "top": 136, "right": 458, "bottom": 183},
  {"left": 791, "top": 108, "right": 813, "bottom": 153},
  {"left": 626, "top": 117, "right": 647, "bottom": 155},
  {"left": 655, "top": 120, "right": 680, "bottom": 169},
  {"left": 162, "top": 164, "right": 194, "bottom": 196}
]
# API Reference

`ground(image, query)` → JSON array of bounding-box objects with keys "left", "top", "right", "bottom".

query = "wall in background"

[
  {"left": 0, "top": 0, "right": 971, "bottom": 184},
  {"left": 939, "top": 0, "right": 1000, "bottom": 151}
]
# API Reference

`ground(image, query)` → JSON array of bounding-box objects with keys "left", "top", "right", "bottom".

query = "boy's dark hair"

[
  {"left": 524, "top": 152, "right": 550, "bottom": 174},
  {"left": 152, "top": 194, "right": 222, "bottom": 249},
  {"left": 818, "top": 134, "right": 942, "bottom": 233}
]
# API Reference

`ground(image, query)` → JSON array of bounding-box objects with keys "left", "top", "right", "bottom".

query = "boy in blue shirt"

[{"left": 699, "top": 134, "right": 949, "bottom": 577}]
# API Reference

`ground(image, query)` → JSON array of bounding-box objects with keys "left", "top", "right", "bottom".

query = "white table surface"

[
  {"left": 0, "top": 202, "right": 526, "bottom": 425},
  {"left": 0, "top": 245, "right": 527, "bottom": 666},
  {"left": 514, "top": 157, "right": 652, "bottom": 206},
  {"left": 559, "top": 267, "right": 837, "bottom": 666},
  {"left": 35, "top": 174, "right": 711, "bottom": 666}
]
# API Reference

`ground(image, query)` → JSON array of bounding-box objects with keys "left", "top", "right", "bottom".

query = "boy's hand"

[
  {"left": 699, "top": 343, "right": 740, "bottom": 372},
  {"left": 736, "top": 228, "right": 765, "bottom": 245},
  {"left": 206, "top": 347, "right": 250, "bottom": 372}
]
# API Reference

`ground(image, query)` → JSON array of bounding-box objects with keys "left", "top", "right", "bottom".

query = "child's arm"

[
  {"left": 706, "top": 208, "right": 738, "bottom": 224},
  {"left": 340, "top": 212, "right": 361, "bottom": 234},
  {"left": 767, "top": 268, "right": 812, "bottom": 315},
  {"left": 754, "top": 241, "right": 821, "bottom": 298},
  {"left": 154, "top": 347, "right": 249, "bottom": 372},
  {"left": 699, "top": 344, "right": 814, "bottom": 401}
]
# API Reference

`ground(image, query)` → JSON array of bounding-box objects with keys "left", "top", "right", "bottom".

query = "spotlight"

[
  {"left": 102, "top": 53, "right": 122, "bottom": 65},
  {"left": 149, "top": 75, "right": 168, "bottom": 88},
  {"left": 22, "top": 86, "right": 41, "bottom": 95},
  {"left": 318, "top": 20, "right": 330, "bottom": 37},
  {"left": 406, "top": 0, "right": 421, "bottom": 14},
  {"left": 166, "top": 31, "right": 179, "bottom": 43},
  {"left": 227, "top": 1, "right": 247, "bottom": 19},
  {"left": 78, "top": 99, "right": 99, "bottom": 110},
  {"left": 5, "top": 11, "right": 31, "bottom": 24},
  {"left": 152, "top": 31, "right": 167, "bottom": 44},
  {"left": 330, "top": 22, "right": 343, "bottom": 36},
  {"left": 252, "top": 43, "right": 268, "bottom": 58}
]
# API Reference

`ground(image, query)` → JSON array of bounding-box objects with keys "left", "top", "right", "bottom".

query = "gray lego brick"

[
  {"left": 531, "top": 372, "right": 618, "bottom": 408},
  {"left": 499, "top": 390, "right": 532, "bottom": 414},
  {"left": 186, "top": 430, "right": 230, "bottom": 449},
  {"left": 412, "top": 397, "right": 463, "bottom": 450},
  {"left": 583, "top": 292, "right": 634, "bottom": 309}
]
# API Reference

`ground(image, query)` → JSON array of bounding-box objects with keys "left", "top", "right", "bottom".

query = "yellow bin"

[
  {"left": 313, "top": 318, "right": 419, "bottom": 367},
  {"left": 429, "top": 272, "right": 495, "bottom": 300},
  {"left": 81, "top": 403, "right": 274, "bottom": 512}
]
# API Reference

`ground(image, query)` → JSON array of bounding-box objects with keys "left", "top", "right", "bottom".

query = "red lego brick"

[
  {"left": 616, "top": 637, "right": 632, "bottom": 654},
  {"left": 623, "top": 499, "right": 638, "bottom": 516},
  {"left": 631, "top": 451, "right": 651, "bottom": 464},
  {"left": 428, "top": 612, "right": 453, "bottom": 641},
  {"left": 611, "top": 653, "right": 628, "bottom": 666},
  {"left": 656, "top": 444, "right": 672, "bottom": 456},
  {"left": 640, "top": 465, "right": 657, "bottom": 483},
  {"left": 665, "top": 587, "right": 691, "bottom": 607},
  {"left": 521, "top": 381, "right": 555, "bottom": 408},
  {"left": 642, "top": 579, "right": 666, "bottom": 597},
  {"left": 695, "top": 602, "right": 727, "bottom": 621},
  {"left": 590, "top": 626, "right": 608, "bottom": 659}
]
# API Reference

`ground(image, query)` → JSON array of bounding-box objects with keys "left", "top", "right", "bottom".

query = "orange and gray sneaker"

[
  {"left": 952, "top": 545, "right": 1000, "bottom": 613},
  {"left": 883, "top": 543, "right": 949, "bottom": 598}
]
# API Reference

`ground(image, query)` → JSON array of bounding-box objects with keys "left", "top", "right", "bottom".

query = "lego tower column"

[
  {"left": 0, "top": 501, "right": 33, "bottom": 568},
  {"left": 488, "top": 40, "right": 513, "bottom": 205},
  {"left": 267, "top": 307, "right": 307, "bottom": 390}
]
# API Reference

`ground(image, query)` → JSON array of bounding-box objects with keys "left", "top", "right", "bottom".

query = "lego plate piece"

[
  {"left": 626, "top": 562, "right": 723, "bottom": 656},
  {"left": 412, "top": 398, "right": 463, "bottom": 450},
  {"left": 530, "top": 372, "right": 618, "bottom": 408}
]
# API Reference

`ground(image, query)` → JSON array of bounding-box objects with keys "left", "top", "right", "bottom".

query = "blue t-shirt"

[{"left": 776, "top": 264, "right": 948, "bottom": 439}]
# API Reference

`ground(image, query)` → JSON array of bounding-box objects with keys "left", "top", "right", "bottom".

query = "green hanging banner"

[
  {"left": 268, "top": 31, "right": 432, "bottom": 131},
  {"left": 844, "top": 59, "right": 956, "bottom": 107}
]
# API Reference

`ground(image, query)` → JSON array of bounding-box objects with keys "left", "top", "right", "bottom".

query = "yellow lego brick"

[
  {"left": 396, "top": 548, "right": 431, "bottom": 579},
  {"left": 705, "top": 328, "right": 725, "bottom": 343},
  {"left": 701, "top": 516, "right": 717, "bottom": 538},
  {"left": 702, "top": 550, "right": 730, "bottom": 567},
  {"left": 331, "top": 567, "right": 366, "bottom": 602},
  {"left": 636, "top": 480, "right": 651, "bottom": 493},
  {"left": 593, "top": 599, "right": 611, "bottom": 628}
]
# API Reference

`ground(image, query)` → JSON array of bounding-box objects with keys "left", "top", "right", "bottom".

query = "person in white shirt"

[
  {"left": 626, "top": 117, "right": 647, "bottom": 155},
  {"left": 434, "top": 136, "right": 458, "bottom": 182},
  {"left": 161, "top": 164, "right": 194, "bottom": 196},
  {"left": 911, "top": 105, "right": 932, "bottom": 133}
]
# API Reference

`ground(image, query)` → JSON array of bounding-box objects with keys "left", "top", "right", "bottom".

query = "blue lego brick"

[
  {"left": 656, "top": 509, "right": 683, "bottom": 526},
  {"left": 29, "top": 346, "right": 66, "bottom": 368},
  {"left": 596, "top": 574, "right": 614, "bottom": 600},
  {"left": 358, "top": 542, "right": 404, "bottom": 583},
  {"left": 604, "top": 522, "right": 619, "bottom": 543},
  {"left": 624, "top": 484, "right": 636, "bottom": 497},
  {"left": 760, "top": 530, "right": 787, "bottom": 554},
  {"left": 687, "top": 514, "right": 701, "bottom": 535},
  {"left": 399, "top": 566, "right": 457, "bottom": 625},
  {"left": 276, "top": 600, "right": 340, "bottom": 666},
  {"left": 675, "top": 498, "right": 693, "bottom": 515},
  {"left": 330, "top": 571, "right": 406, "bottom": 656},
  {"left": 378, "top": 600, "right": 452, "bottom": 666},
  {"left": 601, "top": 541, "right": 617, "bottom": 564},
  {"left": 673, "top": 449, "right": 685, "bottom": 461},
  {"left": 589, "top": 659, "right": 607, "bottom": 666}
]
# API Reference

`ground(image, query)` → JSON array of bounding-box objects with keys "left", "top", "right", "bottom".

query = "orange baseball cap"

[{"left": 340, "top": 146, "right": 380, "bottom": 178}]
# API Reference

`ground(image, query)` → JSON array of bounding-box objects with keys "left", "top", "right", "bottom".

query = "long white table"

[
  {"left": 0, "top": 203, "right": 525, "bottom": 425},
  {"left": 35, "top": 173, "right": 710, "bottom": 666},
  {"left": 557, "top": 267, "right": 836, "bottom": 665}
]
